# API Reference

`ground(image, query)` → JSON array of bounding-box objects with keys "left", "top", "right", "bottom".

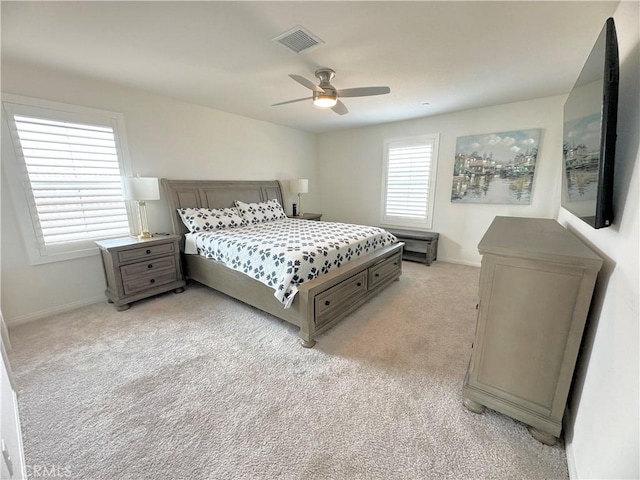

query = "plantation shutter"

[
  {"left": 382, "top": 135, "right": 439, "bottom": 228},
  {"left": 12, "top": 115, "right": 129, "bottom": 246}
]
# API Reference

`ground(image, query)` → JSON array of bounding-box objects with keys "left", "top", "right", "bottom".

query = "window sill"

[{"left": 27, "top": 244, "right": 102, "bottom": 265}]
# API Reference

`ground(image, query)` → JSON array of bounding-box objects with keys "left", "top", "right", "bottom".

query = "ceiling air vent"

[{"left": 273, "top": 25, "right": 324, "bottom": 54}]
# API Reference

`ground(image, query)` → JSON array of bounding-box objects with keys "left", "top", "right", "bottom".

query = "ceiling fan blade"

[
  {"left": 331, "top": 100, "right": 349, "bottom": 116},
  {"left": 336, "top": 86, "right": 391, "bottom": 98},
  {"left": 289, "top": 74, "right": 324, "bottom": 92},
  {"left": 271, "top": 97, "right": 313, "bottom": 106}
]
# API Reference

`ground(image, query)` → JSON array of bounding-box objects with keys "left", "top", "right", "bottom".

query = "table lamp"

[
  {"left": 290, "top": 179, "right": 309, "bottom": 216},
  {"left": 123, "top": 176, "right": 160, "bottom": 239}
]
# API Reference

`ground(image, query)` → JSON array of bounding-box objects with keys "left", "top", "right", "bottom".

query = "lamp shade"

[
  {"left": 123, "top": 177, "right": 160, "bottom": 201},
  {"left": 290, "top": 179, "right": 309, "bottom": 195}
]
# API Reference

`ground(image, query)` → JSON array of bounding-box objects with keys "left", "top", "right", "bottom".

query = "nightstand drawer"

[
  {"left": 118, "top": 242, "right": 175, "bottom": 263},
  {"left": 123, "top": 269, "right": 178, "bottom": 295},
  {"left": 120, "top": 257, "right": 176, "bottom": 278}
]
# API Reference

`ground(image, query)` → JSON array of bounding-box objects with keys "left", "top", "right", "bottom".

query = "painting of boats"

[{"left": 451, "top": 129, "right": 542, "bottom": 204}]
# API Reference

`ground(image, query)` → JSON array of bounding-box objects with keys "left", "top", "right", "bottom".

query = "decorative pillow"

[
  {"left": 177, "top": 207, "right": 247, "bottom": 233},
  {"left": 234, "top": 199, "right": 287, "bottom": 225}
]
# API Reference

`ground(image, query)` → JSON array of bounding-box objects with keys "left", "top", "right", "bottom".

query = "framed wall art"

[{"left": 451, "top": 129, "right": 542, "bottom": 204}]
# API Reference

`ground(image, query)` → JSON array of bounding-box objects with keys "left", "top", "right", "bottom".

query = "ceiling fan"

[{"left": 272, "top": 68, "right": 390, "bottom": 115}]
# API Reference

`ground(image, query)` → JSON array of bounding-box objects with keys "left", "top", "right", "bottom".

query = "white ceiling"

[{"left": 1, "top": 1, "right": 619, "bottom": 133}]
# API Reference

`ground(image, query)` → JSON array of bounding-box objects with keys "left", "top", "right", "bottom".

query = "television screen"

[{"left": 562, "top": 17, "right": 618, "bottom": 229}]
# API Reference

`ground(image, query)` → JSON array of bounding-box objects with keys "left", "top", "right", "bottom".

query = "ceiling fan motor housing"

[
  {"left": 313, "top": 87, "right": 337, "bottom": 98},
  {"left": 313, "top": 68, "right": 338, "bottom": 105}
]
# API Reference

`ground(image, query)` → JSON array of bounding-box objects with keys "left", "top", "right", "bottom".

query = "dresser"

[
  {"left": 462, "top": 217, "right": 602, "bottom": 445},
  {"left": 95, "top": 235, "right": 186, "bottom": 311}
]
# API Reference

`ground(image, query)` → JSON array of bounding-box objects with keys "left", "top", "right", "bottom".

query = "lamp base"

[{"left": 135, "top": 201, "right": 154, "bottom": 240}]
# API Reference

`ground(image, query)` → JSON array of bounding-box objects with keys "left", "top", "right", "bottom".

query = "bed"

[{"left": 162, "top": 179, "right": 404, "bottom": 347}]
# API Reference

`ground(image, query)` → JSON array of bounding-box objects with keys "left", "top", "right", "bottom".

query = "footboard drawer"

[
  {"left": 369, "top": 253, "right": 402, "bottom": 289},
  {"left": 314, "top": 271, "right": 368, "bottom": 327}
]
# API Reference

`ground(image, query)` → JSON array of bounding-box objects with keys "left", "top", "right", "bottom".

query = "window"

[
  {"left": 2, "top": 96, "right": 133, "bottom": 264},
  {"left": 381, "top": 134, "right": 439, "bottom": 229}
]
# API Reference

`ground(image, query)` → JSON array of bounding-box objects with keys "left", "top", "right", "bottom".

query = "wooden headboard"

[{"left": 161, "top": 179, "right": 285, "bottom": 236}]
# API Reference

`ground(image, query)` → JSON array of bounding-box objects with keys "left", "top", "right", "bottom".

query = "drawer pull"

[
  {"left": 148, "top": 264, "right": 153, "bottom": 269},
  {"left": 375, "top": 273, "right": 380, "bottom": 277},
  {"left": 357, "top": 282, "right": 362, "bottom": 287},
  {"left": 146, "top": 249, "right": 151, "bottom": 254},
  {"left": 150, "top": 279, "right": 155, "bottom": 284},
  {"left": 325, "top": 300, "right": 331, "bottom": 306}
]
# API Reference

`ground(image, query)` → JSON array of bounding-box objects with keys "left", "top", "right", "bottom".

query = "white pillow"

[
  {"left": 234, "top": 199, "right": 287, "bottom": 225},
  {"left": 177, "top": 207, "right": 247, "bottom": 233}
]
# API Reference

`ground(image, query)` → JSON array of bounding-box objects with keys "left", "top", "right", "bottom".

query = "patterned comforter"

[{"left": 185, "top": 219, "right": 397, "bottom": 307}]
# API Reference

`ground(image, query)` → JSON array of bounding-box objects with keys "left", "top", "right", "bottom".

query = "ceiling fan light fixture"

[
  {"left": 313, "top": 95, "right": 338, "bottom": 108},
  {"left": 274, "top": 68, "right": 389, "bottom": 115}
]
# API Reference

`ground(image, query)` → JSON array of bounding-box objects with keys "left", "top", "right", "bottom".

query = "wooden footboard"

[
  {"left": 185, "top": 242, "right": 403, "bottom": 347},
  {"left": 295, "top": 243, "right": 403, "bottom": 346}
]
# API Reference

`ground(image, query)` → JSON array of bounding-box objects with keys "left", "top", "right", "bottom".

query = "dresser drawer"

[
  {"left": 120, "top": 256, "right": 176, "bottom": 279},
  {"left": 118, "top": 242, "right": 175, "bottom": 263},
  {"left": 315, "top": 271, "right": 368, "bottom": 327},
  {"left": 123, "top": 269, "right": 178, "bottom": 295},
  {"left": 369, "top": 253, "right": 401, "bottom": 289}
]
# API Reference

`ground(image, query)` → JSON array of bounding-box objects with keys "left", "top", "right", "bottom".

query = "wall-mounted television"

[{"left": 562, "top": 17, "right": 618, "bottom": 229}]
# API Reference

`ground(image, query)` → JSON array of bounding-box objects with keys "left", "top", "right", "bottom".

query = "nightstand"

[
  {"left": 288, "top": 213, "right": 323, "bottom": 221},
  {"left": 95, "top": 235, "right": 186, "bottom": 311}
]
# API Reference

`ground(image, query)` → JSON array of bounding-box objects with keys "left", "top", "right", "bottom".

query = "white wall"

[
  {"left": 1, "top": 61, "right": 318, "bottom": 324},
  {"left": 561, "top": 2, "right": 639, "bottom": 478},
  {"left": 318, "top": 95, "right": 565, "bottom": 266}
]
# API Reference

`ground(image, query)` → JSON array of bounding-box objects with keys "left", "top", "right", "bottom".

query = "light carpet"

[{"left": 8, "top": 261, "right": 569, "bottom": 479}]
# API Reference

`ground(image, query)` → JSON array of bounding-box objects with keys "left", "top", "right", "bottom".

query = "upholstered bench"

[{"left": 386, "top": 228, "right": 439, "bottom": 266}]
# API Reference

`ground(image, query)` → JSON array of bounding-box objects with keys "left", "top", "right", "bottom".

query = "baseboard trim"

[
  {"left": 563, "top": 406, "right": 578, "bottom": 479},
  {"left": 438, "top": 257, "right": 481, "bottom": 268},
  {"left": 6, "top": 258, "right": 481, "bottom": 326},
  {"left": 6, "top": 296, "right": 105, "bottom": 327},
  {"left": 566, "top": 442, "right": 578, "bottom": 479}
]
